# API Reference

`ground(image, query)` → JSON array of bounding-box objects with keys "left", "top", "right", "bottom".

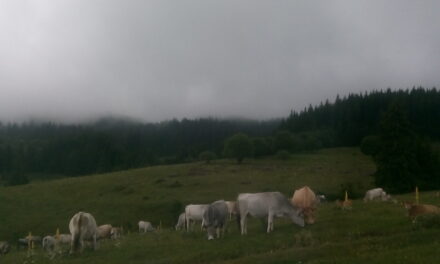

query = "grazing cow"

[
  {"left": 69, "top": 212, "right": 98, "bottom": 254},
  {"left": 138, "top": 221, "right": 155, "bottom": 233},
  {"left": 363, "top": 188, "right": 391, "bottom": 202},
  {"left": 185, "top": 204, "right": 209, "bottom": 231},
  {"left": 57, "top": 234, "right": 72, "bottom": 245},
  {"left": 97, "top": 224, "right": 113, "bottom": 240},
  {"left": 110, "top": 227, "right": 122, "bottom": 240},
  {"left": 175, "top": 213, "right": 186, "bottom": 231},
  {"left": 202, "top": 200, "right": 229, "bottom": 240},
  {"left": 237, "top": 192, "right": 304, "bottom": 234},
  {"left": 17, "top": 236, "right": 42, "bottom": 249},
  {"left": 0, "top": 241, "right": 10, "bottom": 255},
  {"left": 291, "top": 186, "right": 318, "bottom": 224},
  {"left": 225, "top": 201, "right": 238, "bottom": 220},
  {"left": 403, "top": 202, "right": 440, "bottom": 222},
  {"left": 42, "top": 236, "right": 56, "bottom": 252}
]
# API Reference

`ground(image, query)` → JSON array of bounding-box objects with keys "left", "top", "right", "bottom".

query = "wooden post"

[{"left": 345, "top": 190, "right": 348, "bottom": 202}]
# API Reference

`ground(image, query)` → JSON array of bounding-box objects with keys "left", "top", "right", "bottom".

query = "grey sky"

[{"left": 1, "top": 1, "right": 439, "bottom": 123}]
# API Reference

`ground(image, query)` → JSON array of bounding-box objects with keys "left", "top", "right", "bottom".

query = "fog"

[{"left": 1, "top": 0, "right": 439, "bottom": 123}]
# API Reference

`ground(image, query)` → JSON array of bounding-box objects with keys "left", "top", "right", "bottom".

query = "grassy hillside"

[{"left": 1, "top": 147, "right": 440, "bottom": 263}]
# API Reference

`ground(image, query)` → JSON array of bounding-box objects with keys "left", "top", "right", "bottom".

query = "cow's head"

[
  {"left": 206, "top": 226, "right": 216, "bottom": 240},
  {"left": 303, "top": 207, "right": 316, "bottom": 224},
  {"left": 289, "top": 208, "right": 305, "bottom": 227}
]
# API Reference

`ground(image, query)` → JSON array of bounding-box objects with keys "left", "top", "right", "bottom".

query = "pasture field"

[{"left": 1, "top": 147, "right": 440, "bottom": 263}]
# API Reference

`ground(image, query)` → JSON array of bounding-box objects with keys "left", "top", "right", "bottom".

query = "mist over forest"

[{"left": 0, "top": 87, "right": 439, "bottom": 186}]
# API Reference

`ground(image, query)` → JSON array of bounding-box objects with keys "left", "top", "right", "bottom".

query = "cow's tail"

[{"left": 72, "top": 213, "right": 83, "bottom": 253}]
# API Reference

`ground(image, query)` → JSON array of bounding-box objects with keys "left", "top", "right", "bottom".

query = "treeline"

[
  {"left": 0, "top": 118, "right": 279, "bottom": 184},
  {"left": 280, "top": 87, "right": 440, "bottom": 147},
  {"left": 1, "top": 87, "right": 439, "bottom": 185}
]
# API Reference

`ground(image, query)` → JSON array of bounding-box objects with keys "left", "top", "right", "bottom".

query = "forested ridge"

[
  {"left": 0, "top": 87, "right": 439, "bottom": 184},
  {"left": 280, "top": 87, "right": 440, "bottom": 146}
]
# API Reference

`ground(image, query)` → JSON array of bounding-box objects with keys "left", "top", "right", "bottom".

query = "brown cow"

[
  {"left": 291, "top": 186, "right": 318, "bottom": 224},
  {"left": 403, "top": 202, "right": 440, "bottom": 222}
]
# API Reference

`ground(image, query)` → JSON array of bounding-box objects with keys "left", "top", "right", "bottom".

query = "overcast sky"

[{"left": 1, "top": 1, "right": 439, "bottom": 123}]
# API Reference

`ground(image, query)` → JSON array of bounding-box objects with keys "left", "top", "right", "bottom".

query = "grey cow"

[
  {"left": 202, "top": 200, "right": 229, "bottom": 240},
  {"left": 237, "top": 192, "right": 304, "bottom": 234}
]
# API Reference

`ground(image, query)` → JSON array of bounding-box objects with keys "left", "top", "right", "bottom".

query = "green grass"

[{"left": 1, "top": 147, "right": 440, "bottom": 263}]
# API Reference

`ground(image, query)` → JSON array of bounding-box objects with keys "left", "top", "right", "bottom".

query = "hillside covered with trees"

[{"left": 0, "top": 87, "right": 439, "bottom": 185}]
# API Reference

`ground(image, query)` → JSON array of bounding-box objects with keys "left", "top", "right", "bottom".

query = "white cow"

[
  {"left": 42, "top": 236, "right": 56, "bottom": 252},
  {"left": 97, "top": 224, "right": 113, "bottom": 240},
  {"left": 69, "top": 212, "right": 99, "bottom": 254},
  {"left": 363, "top": 188, "right": 390, "bottom": 202},
  {"left": 175, "top": 213, "right": 186, "bottom": 231},
  {"left": 58, "top": 234, "right": 72, "bottom": 245},
  {"left": 238, "top": 192, "right": 305, "bottom": 234},
  {"left": 138, "top": 221, "right": 155, "bottom": 233},
  {"left": 185, "top": 204, "right": 209, "bottom": 231}
]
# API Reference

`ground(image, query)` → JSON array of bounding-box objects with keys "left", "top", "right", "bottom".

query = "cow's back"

[
  {"left": 185, "top": 204, "right": 208, "bottom": 220},
  {"left": 238, "top": 192, "right": 289, "bottom": 217},
  {"left": 292, "top": 186, "right": 317, "bottom": 209}
]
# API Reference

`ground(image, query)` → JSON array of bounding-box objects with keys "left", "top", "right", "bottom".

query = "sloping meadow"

[{"left": 1, "top": 148, "right": 440, "bottom": 263}]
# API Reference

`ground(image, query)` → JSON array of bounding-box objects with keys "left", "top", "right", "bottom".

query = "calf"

[
  {"left": 403, "top": 202, "right": 440, "bottom": 222},
  {"left": 97, "top": 224, "right": 113, "bottom": 240},
  {"left": 138, "top": 221, "right": 155, "bottom": 233}
]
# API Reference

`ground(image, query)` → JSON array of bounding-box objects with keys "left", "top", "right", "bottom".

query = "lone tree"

[
  {"left": 373, "top": 102, "right": 440, "bottom": 193},
  {"left": 223, "top": 133, "right": 254, "bottom": 164}
]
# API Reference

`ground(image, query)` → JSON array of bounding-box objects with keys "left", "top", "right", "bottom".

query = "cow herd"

[{"left": 1, "top": 185, "right": 440, "bottom": 258}]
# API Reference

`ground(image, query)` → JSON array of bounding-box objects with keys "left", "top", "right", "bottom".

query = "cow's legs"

[
  {"left": 267, "top": 213, "right": 274, "bottom": 233},
  {"left": 92, "top": 235, "right": 97, "bottom": 250},
  {"left": 240, "top": 214, "right": 247, "bottom": 235},
  {"left": 186, "top": 218, "right": 190, "bottom": 232},
  {"left": 79, "top": 238, "right": 84, "bottom": 253}
]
